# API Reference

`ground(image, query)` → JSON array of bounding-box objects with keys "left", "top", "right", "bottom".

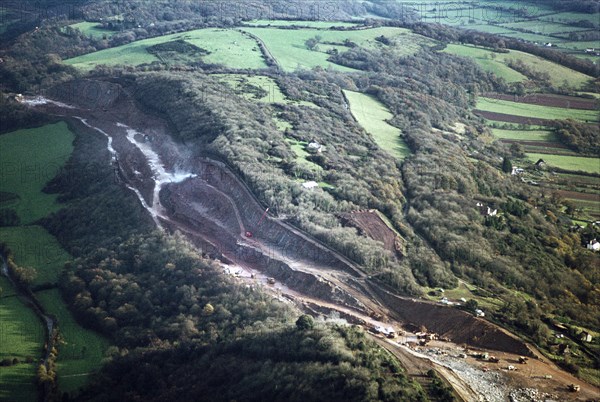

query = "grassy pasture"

[
  {"left": 526, "top": 153, "right": 600, "bottom": 174},
  {"left": 501, "top": 21, "right": 590, "bottom": 34},
  {"left": 69, "top": 22, "right": 114, "bottom": 39},
  {"left": 443, "top": 44, "right": 526, "bottom": 83},
  {"left": 344, "top": 90, "right": 410, "bottom": 160},
  {"left": 65, "top": 28, "right": 268, "bottom": 70},
  {"left": 492, "top": 128, "right": 557, "bottom": 142},
  {"left": 244, "top": 20, "right": 360, "bottom": 28},
  {"left": 540, "top": 12, "right": 600, "bottom": 25},
  {"left": 443, "top": 44, "right": 593, "bottom": 89},
  {"left": 0, "top": 122, "right": 74, "bottom": 225},
  {"left": 477, "top": 98, "right": 599, "bottom": 122},
  {"left": 0, "top": 226, "right": 70, "bottom": 286},
  {"left": 36, "top": 290, "right": 109, "bottom": 394},
  {"left": 0, "top": 283, "right": 44, "bottom": 402},
  {"left": 286, "top": 139, "right": 322, "bottom": 171},
  {"left": 214, "top": 74, "right": 316, "bottom": 107},
  {"left": 241, "top": 26, "right": 428, "bottom": 72}
]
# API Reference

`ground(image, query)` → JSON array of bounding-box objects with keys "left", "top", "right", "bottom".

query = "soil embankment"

[{"left": 371, "top": 284, "right": 534, "bottom": 357}]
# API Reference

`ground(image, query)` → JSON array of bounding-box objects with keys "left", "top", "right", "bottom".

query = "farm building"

[
  {"left": 302, "top": 181, "right": 319, "bottom": 189},
  {"left": 306, "top": 141, "right": 323, "bottom": 153},
  {"left": 586, "top": 239, "right": 600, "bottom": 252}
]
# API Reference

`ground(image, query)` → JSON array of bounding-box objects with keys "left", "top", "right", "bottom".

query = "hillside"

[{"left": 0, "top": 1, "right": 599, "bottom": 401}]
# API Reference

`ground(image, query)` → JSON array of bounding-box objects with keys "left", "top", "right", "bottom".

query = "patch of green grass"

[
  {"left": 286, "top": 139, "right": 322, "bottom": 171},
  {"left": 526, "top": 153, "right": 600, "bottom": 174},
  {"left": 36, "top": 289, "right": 109, "bottom": 394},
  {"left": 65, "top": 28, "right": 268, "bottom": 70},
  {"left": 68, "top": 22, "right": 113, "bottom": 39},
  {"left": 558, "top": 40, "right": 600, "bottom": 51},
  {"left": 0, "top": 122, "right": 74, "bottom": 224},
  {"left": 273, "top": 115, "right": 293, "bottom": 132},
  {"left": 501, "top": 21, "right": 590, "bottom": 35},
  {"left": 0, "top": 226, "right": 70, "bottom": 286},
  {"left": 444, "top": 44, "right": 593, "bottom": 89},
  {"left": 214, "top": 74, "right": 317, "bottom": 107},
  {"left": 241, "top": 26, "right": 430, "bottom": 72},
  {"left": 244, "top": 20, "right": 360, "bottom": 28},
  {"left": 443, "top": 44, "right": 526, "bottom": 83},
  {"left": 492, "top": 128, "right": 558, "bottom": 141},
  {"left": 0, "top": 284, "right": 45, "bottom": 402},
  {"left": 540, "top": 12, "right": 600, "bottom": 26},
  {"left": 343, "top": 90, "right": 410, "bottom": 160},
  {"left": 477, "top": 98, "right": 599, "bottom": 122}
]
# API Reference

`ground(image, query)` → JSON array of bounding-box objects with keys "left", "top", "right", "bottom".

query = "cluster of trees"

[
  {"left": 552, "top": 119, "right": 600, "bottom": 156},
  {"left": 59, "top": 231, "right": 425, "bottom": 401},
  {"left": 330, "top": 45, "right": 600, "bottom": 338}
]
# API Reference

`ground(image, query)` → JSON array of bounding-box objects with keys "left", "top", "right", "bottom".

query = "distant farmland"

[
  {"left": 65, "top": 28, "right": 268, "bottom": 70},
  {"left": 477, "top": 98, "right": 599, "bottom": 123},
  {"left": 443, "top": 44, "right": 594, "bottom": 89},
  {"left": 527, "top": 153, "right": 600, "bottom": 174}
]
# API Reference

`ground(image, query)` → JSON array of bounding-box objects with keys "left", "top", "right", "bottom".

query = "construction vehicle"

[
  {"left": 245, "top": 208, "right": 269, "bottom": 238},
  {"left": 568, "top": 384, "right": 580, "bottom": 392}
]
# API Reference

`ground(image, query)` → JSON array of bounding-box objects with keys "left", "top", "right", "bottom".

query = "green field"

[
  {"left": 0, "top": 122, "right": 74, "bottom": 224},
  {"left": 0, "top": 283, "right": 45, "bottom": 402},
  {"left": 540, "top": 12, "right": 600, "bottom": 25},
  {"left": 477, "top": 98, "right": 599, "bottom": 122},
  {"left": 501, "top": 21, "right": 590, "bottom": 35},
  {"left": 242, "top": 26, "right": 430, "bottom": 72},
  {"left": 443, "top": 44, "right": 526, "bottom": 83},
  {"left": 0, "top": 226, "right": 71, "bottom": 286},
  {"left": 244, "top": 20, "right": 360, "bottom": 28},
  {"left": 344, "top": 90, "right": 410, "bottom": 160},
  {"left": 286, "top": 139, "right": 322, "bottom": 171},
  {"left": 527, "top": 153, "right": 600, "bottom": 174},
  {"left": 492, "top": 128, "right": 558, "bottom": 142},
  {"left": 214, "top": 74, "right": 316, "bottom": 107},
  {"left": 65, "top": 28, "right": 268, "bottom": 70},
  {"left": 36, "top": 290, "right": 109, "bottom": 393},
  {"left": 69, "top": 22, "right": 114, "bottom": 39},
  {"left": 443, "top": 44, "right": 593, "bottom": 88}
]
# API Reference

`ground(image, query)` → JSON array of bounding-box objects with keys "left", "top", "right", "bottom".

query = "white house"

[
  {"left": 307, "top": 141, "right": 323, "bottom": 153},
  {"left": 302, "top": 181, "right": 319, "bottom": 189},
  {"left": 487, "top": 207, "right": 498, "bottom": 216},
  {"left": 475, "top": 309, "right": 485, "bottom": 317},
  {"left": 587, "top": 239, "right": 600, "bottom": 252}
]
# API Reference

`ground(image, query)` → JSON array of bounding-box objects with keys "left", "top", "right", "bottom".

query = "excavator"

[{"left": 245, "top": 208, "right": 269, "bottom": 238}]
